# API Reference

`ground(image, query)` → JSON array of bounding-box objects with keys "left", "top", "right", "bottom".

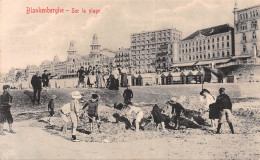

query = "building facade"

[
  {"left": 115, "top": 48, "right": 131, "bottom": 72},
  {"left": 177, "top": 24, "right": 234, "bottom": 68},
  {"left": 234, "top": 4, "right": 260, "bottom": 58},
  {"left": 130, "top": 28, "right": 182, "bottom": 74}
]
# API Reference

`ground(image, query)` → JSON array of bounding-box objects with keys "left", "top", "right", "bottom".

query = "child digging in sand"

[
  {"left": 48, "top": 95, "right": 57, "bottom": 125},
  {"left": 70, "top": 91, "right": 82, "bottom": 142},
  {"left": 114, "top": 103, "right": 144, "bottom": 132},
  {"left": 82, "top": 93, "right": 101, "bottom": 132}
]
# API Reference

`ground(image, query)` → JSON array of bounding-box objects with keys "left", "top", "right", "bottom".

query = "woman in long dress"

[
  {"left": 96, "top": 70, "right": 105, "bottom": 88},
  {"left": 120, "top": 67, "right": 128, "bottom": 87}
]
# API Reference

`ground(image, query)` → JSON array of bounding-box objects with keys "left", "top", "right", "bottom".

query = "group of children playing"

[{"left": 1, "top": 84, "right": 233, "bottom": 142}]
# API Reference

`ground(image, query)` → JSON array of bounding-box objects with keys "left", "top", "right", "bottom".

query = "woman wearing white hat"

[{"left": 70, "top": 91, "right": 82, "bottom": 142}]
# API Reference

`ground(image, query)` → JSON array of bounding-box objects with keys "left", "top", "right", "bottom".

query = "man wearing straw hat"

[{"left": 166, "top": 97, "right": 185, "bottom": 130}]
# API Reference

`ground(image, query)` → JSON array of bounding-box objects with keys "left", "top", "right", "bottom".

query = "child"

[
  {"left": 0, "top": 85, "right": 15, "bottom": 135},
  {"left": 60, "top": 103, "right": 71, "bottom": 134},
  {"left": 114, "top": 103, "right": 143, "bottom": 132},
  {"left": 166, "top": 97, "right": 185, "bottom": 130},
  {"left": 70, "top": 91, "right": 82, "bottom": 142},
  {"left": 82, "top": 94, "right": 100, "bottom": 132},
  {"left": 48, "top": 95, "right": 57, "bottom": 125},
  {"left": 123, "top": 85, "right": 133, "bottom": 105},
  {"left": 151, "top": 104, "right": 167, "bottom": 132}
]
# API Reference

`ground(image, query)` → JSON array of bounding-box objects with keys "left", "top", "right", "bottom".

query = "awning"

[
  {"left": 195, "top": 60, "right": 212, "bottom": 66},
  {"left": 197, "top": 71, "right": 203, "bottom": 76},
  {"left": 171, "top": 62, "right": 196, "bottom": 67},
  {"left": 231, "top": 55, "right": 252, "bottom": 59},
  {"left": 214, "top": 59, "right": 230, "bottom": 64}
]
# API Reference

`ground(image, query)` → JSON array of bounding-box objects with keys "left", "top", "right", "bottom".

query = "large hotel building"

[
  {"left": 130, "top": 28, "right": 182, "bottom": 74},
  {"left": 176, "top": 24, "right": 234, "bottom": 68}
]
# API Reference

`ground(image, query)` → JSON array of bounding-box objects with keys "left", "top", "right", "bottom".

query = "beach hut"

[
  {"left": 166, "top": 73, "right": 173, "bottom": 85},
  {"left": 187, "top": 71, "right": 196, "bottom": 84},
  {"left": 155, "top": 74, "right": 161, "bottom": 85},
  {"left": 180, "top": 72, "right": 186, "bottom": 84},
  {"left": 136, "top": 74, "right": 143, "bottom": 86},
  {"left": 161, "top": 74, "right": 166, "bottom": 85},
  {"left": 142, "top": 73, "right": 157, "bottom": 86},
  {"left": 172, "top": 72, "right": 183, "bottom": 84},
  {"left": 196, "top": 71, "right": 203, "bottom": 83},
  {"left": 131, "top": 75, "right": 136, "bottom": 86}
]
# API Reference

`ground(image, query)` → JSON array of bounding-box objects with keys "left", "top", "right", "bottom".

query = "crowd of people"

[{"left": 0, "top": 80, "right": 235, "bottom": 141}]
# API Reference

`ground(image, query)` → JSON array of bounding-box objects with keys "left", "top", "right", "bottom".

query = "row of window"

[
  {"left": 180, "top": 42, "right": 230, "bottom": 54},
  {"left": 179, "top": 50, "right": 231, "bottom": 62},
  {"left": 242, "top": 31, "right": 257, "bottom": 41},
  {"left": 239, "top": 9, "right": 259, "bottom": 20},
  {"left": 242, "top": 43, "right": 258, "bottom": 52},
  {"left": 239, "top": 21, "right": 258, "bottom": 31},
  {"left": 180, "top": 35, "right": 230, "bottom": 48}
]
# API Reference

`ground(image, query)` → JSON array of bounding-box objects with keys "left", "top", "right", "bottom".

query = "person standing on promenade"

[
  {"left": 215, "top": 88, "right": 235, "bottom": 134},
  {"left": 77, "top": 66, "right": 86, "bottom": 88},
  {"left": 112, "top": 67, "right": 120, "bottom": 90},
  {"left": 31, "top": 71, "right": 42, "bottom": 105},
  {"left": 120, "top": 67, "right": 128, "bottom": 87},
  {"left": 42, "top": 70, "right": 51, "bottom": 90}
]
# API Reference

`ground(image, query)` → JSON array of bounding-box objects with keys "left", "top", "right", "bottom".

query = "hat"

[
  {"left": 3, "top": 85, "right": 10, "bottom": 90},
  {"left": 44, "top": 70, "right": 47, "bottom": 72},
  {"left": 71, "top": 91, "right": 82, "bottom": 99},
  {"left": 80, "top": 66, "right": 84, "bottom": 69},
  {"left": 51, "top": 95, "right": 57, "bottom": 99},
  {"left": 219, "top": 88, "right": 225, "bottom": 93},
  {"left": 170, "top": 97, "right": 177, "bottom": 102},
  {"left": 92, "top": 94, "right": 99, "bottom": 99}
]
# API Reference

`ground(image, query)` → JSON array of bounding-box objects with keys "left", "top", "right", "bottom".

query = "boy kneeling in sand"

[{"left": 115, "top": 103, "right": 144, "bottom": 132}]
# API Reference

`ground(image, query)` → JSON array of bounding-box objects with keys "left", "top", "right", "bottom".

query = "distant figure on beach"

[
  {"left": 0, "top": 85, "right": 15, "bottom": 135},
  {"left": 88, "top": 66, "right": 96, "bottom": 88},
  {"left": 166, "top": 97, "right": 185, "bottom": 130},
  {"left": 77, "top": 66, "right": 86, "bottom": 88},
  {"left": 42, "top": 70, "right": 51, "bottom": 90},
  {"left": 120, "top": 67, "right": 128, "bottom": 87},
  {"left": 96, "top": 69, "right": 105, "bottom": 88},
  {"left": 200, "top": 89, "right": 218, "bottom": 128},
  {"left": 31, "top": 71, "right": 42, "bottom": 105},
  {"left": 123, "top": 85, "right": 133, "bottom": 105},
  {"left": 215, "top": 88, "right": 234, "bottom": 134},
  {"left": 112, "top": 67, "right": 120, "bottom": 90}
]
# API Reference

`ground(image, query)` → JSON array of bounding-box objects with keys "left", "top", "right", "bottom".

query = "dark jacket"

[
  {"left": 0, "top": 91, "right": 13, "bottom": 112},
  {"left": 83, "top": 100, "right": 98, "bottom": 116},
  {"left": 31, "top": 75, "right": 42, "bottom": 89},
  {"left": 42, "top": 73, "right": 50, "bottom": 83},
  {"left": 123, "top": 89, "right": 133, "bottom": 99},
  {"left": 216, "top": 94, "right": 232, "bottom": 111},
  {"left": 48, "top": 99, "right": 54, "bottom": 111},
  {"left": 169, "top": 102, "right": 185, "bottom": 114},
  {"left": 77, "top": 70, "right": 86, "bottom": 78}
]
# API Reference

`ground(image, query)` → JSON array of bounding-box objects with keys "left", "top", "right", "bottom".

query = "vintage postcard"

[{"left": 0, "top": 0, "right": 260, "bottom": 159}]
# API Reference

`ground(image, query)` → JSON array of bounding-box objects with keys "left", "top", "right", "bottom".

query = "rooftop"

[{"left": 182, "top": 24, "right": 233, "bottom": 41}]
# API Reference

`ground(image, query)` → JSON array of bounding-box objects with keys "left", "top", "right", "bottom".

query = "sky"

[{"left": 0, "top": 0, "right": 259, "bottom": 73}]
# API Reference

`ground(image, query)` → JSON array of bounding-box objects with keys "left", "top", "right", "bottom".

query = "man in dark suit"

[{"left": 31, "top": 71, "right": 42, "bottom": 105}]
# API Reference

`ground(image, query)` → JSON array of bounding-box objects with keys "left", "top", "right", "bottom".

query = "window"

[
  {"left": 204, "top": 55, "right": 206, "bottom": 59},
  {"left": 200, "top": 54, "right": 202, "bottom": 59},
  {"left": 217, "top": 37, "right": 219, "bottom": 42},
  {"left": 222, "top": 42, "right": 224, "bottom": 48},
  {"left": 213, "top": 53, "right": 215, "bottom": 58},
  {"left": 208, "top": 45, "right": 210, "bottom": 50},
  {"left": 227, "top": 50, "right": 230, "bottom": 56},
  {"left": 222, "top": 36, "right": 224, "bottom": 41},
  {"left": 251, "top": 21, "right": 257, "bottom": 29},
  {"left": 222, "top": 51, "right": 225, "bottom": 57},
  {"left": 217, "top": 51, "right": 220, "bottom": 57},
  {"left": 212, "top": 38, "right": 214, "bottom": 43},
  {"left": 212, "top": 44, "right": 215, "bottom": 49},
  {"left": 227, "top": 35, "right": 229, "bottom": 40},
  {"left": 227, "top": 42, "right": 230, "bottom": 47},
  {"left": 179, "top": 58, "right": 182, "bottom": 62},
  {"left": 253, "top": 31, "right": 257, "bottom": 39},
  {"left": 242, "top": 33, "right": 247, "bottom": 41},
  {"left": 208, "top": 54, "right": 210, "bottom": 58},
  {"left": 243, "top": 44, "right": 247, "bottom": 52},
  {"left": 217, "top": 43, "right": 219, "bottom": 49}
]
